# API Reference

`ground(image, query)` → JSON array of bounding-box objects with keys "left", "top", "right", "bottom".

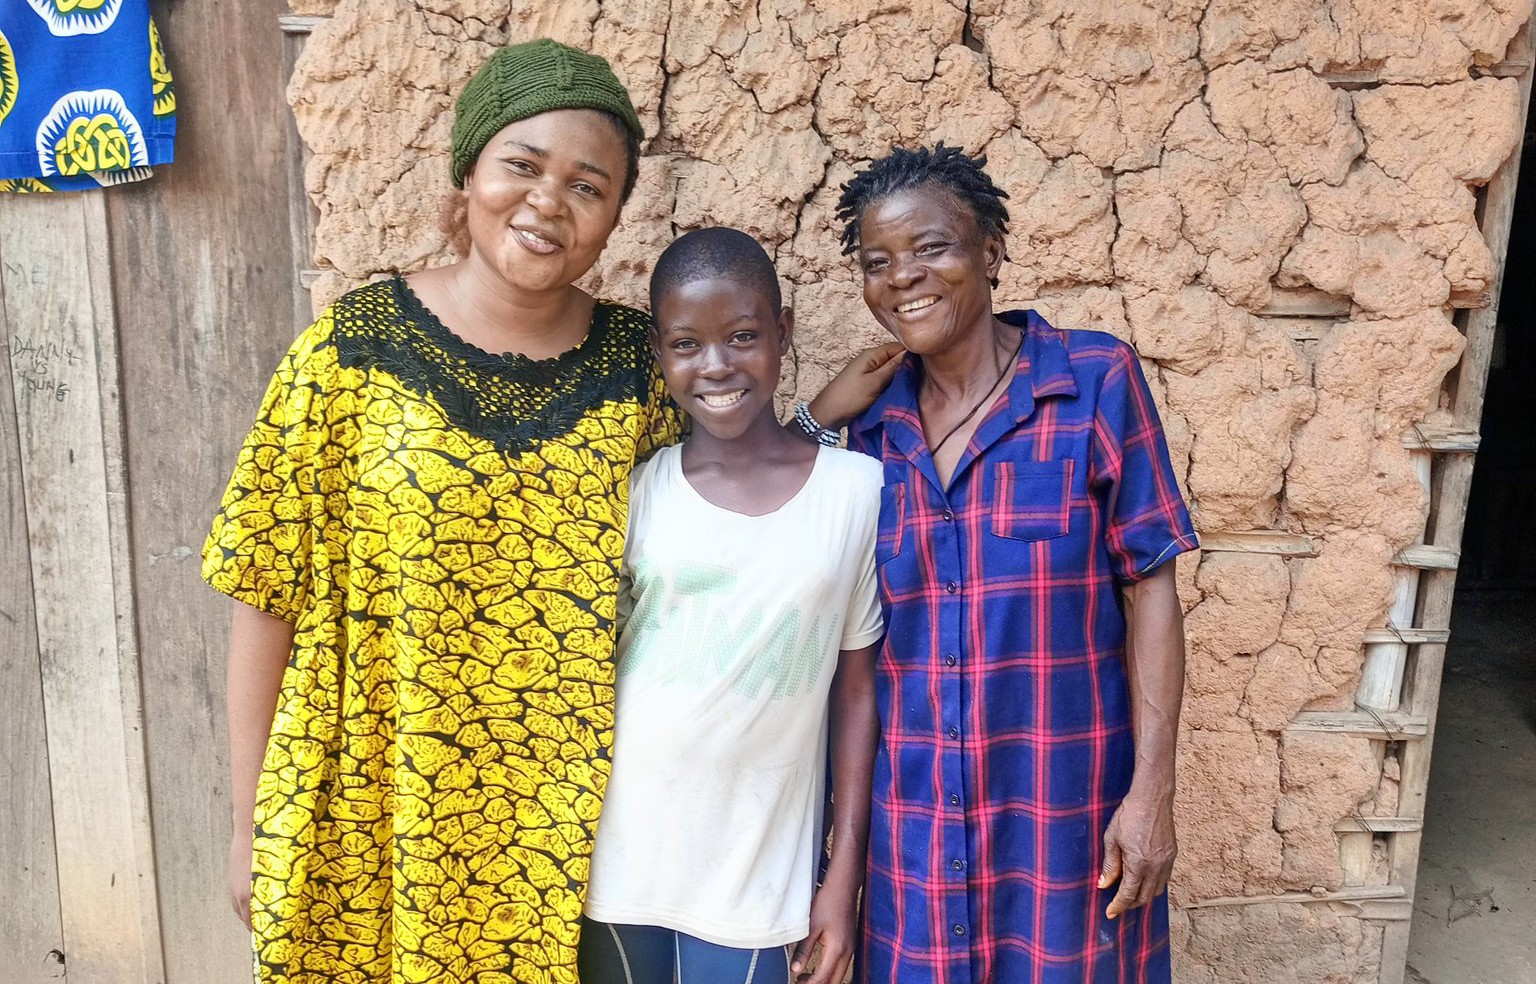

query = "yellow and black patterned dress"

[{"left": 202, "top": 278, "right": 681, "bottom": 984}]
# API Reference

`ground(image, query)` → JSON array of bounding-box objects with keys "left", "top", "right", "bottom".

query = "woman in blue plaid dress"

[{"left": 838, "top": 145, "right": 1198, "bottom": 984}]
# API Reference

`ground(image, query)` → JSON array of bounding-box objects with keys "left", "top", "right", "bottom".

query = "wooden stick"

[
  {"left": 278, "top": 15, "right": 327, "bottom": 34},
  {"left": 1391, "top": 545, "right": 1459, "bottom": 570},
  {"left": 1380, "top": 26, "right": 1535, "bottom": 984},
  {"left": 1254, "top": 287, "right": 1352, "bottom": 317},
  {"left": 1399, "top": 424, "right": 1480, "bottom": 452},
  {"left": 1334, "top": 817, "right": 1424, "bottom": 834},
  {"left": 1185, "top": 886, "right": 1405, "bottom": 909},
  {"left": 1287, "top": 710, "right": 1428, "bottom": 741},
  {"left": 1197, "top": 530, "right": 1318, "bottom": 557},
  {"left": 1360, "top": 628, "right": 1450, "bottom": 645},
  {"left": 284, "top": 25, "right": 320, "bottom": 321}
]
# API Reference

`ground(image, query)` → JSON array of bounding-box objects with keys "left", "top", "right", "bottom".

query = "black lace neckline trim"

[
  {"left": 323, "top": 277, "right": 654, "bottom": 458},
  {"left": 389, "top": 275, "right": 610, "bottom": 371}
]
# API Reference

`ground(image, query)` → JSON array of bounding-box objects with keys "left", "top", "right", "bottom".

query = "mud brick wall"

[{"left": 286, "top": 2, "right": 1531, "bottom": 980}]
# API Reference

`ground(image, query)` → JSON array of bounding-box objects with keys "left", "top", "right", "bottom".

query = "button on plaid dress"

[{"left": 849, "top": 312, "right": 1197, "bottom": 984}]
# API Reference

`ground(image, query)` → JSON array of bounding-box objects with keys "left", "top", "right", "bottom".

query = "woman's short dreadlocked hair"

[{"left": 835, "top": 143, "right": 1011, "bottom": 256}]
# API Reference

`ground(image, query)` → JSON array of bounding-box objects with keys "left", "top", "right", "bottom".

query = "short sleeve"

[
  {"left": 840, "top": 467, "right": 885, "bottom": 650},
  {"left": 201, "top": 324, "right": 337, "bottom": 623},
  {"left": 1091, "top": 343, "right": 1198, "bottom": 582},
  {"left": 841, "top": 552, "right": 884, "bottom": 650},
  {"left": 613, "top": 560, "right": 637, "bottom": 639},
  {"left": 636, "top": 357, "right": 684, "bottom": 461},
  {"left": 614, "top": 468, "right": 645, "bottom": 636},
  {"left": 846, "top": 406, "right": 881, "bottom": 460}
]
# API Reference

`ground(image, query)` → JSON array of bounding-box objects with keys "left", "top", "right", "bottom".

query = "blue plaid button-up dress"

[{"left": 849, "top": 311, "right": 1198, "bottom": 984}]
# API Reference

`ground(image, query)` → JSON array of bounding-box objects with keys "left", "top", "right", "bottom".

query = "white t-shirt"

[{"left": 584, "top": 443, "right": 885, "bottom": 948}]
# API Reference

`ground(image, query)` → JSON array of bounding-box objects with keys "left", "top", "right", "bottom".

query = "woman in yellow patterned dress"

[{"left": 203, "top": 40, "right": 897, "bottom": 984}]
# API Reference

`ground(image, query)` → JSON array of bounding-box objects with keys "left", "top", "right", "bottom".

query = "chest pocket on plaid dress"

[
  {"left": 990, "top": 459, "right": 1073, "bottom": 542},
  {"left": 876, "top": 482, "right": 906, "bottom": 565}
]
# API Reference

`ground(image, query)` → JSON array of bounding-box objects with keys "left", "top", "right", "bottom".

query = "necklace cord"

[{"left": 927, "top": 329, "right": 1025, "bottom": 458}]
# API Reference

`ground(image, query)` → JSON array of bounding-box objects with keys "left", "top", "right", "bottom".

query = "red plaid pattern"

[{"left": 849, "top": 312, "right": 1197, "bottom": 984}]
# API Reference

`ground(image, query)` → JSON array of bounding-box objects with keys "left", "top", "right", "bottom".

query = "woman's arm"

[
  {"left": 791, "top": 642, "right": 879, "bottom": 984},
  {"left": 225, "top": 601, "right": 294, "bottom": 929},
  {"left": 788, "top": 342, "right": 905, "bottom": 443},
  {"left": 1100, "top": 560, "right": 1185, "bottom": 919}
]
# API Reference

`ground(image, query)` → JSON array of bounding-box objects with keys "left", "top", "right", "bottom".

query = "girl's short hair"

[{"left": 649, "top": 227, "right": 781, "bottom": 319}]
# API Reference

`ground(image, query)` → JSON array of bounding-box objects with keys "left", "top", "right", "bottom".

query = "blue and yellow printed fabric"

[{"left": 0, "top": 1, "right": 175, "bottom": 193}]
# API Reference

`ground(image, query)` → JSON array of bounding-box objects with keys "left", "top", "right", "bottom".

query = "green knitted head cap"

[{"left": 450, "top": 39, "right": 643, "bottom": 188}]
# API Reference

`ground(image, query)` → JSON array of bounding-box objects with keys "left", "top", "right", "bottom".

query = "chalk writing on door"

[{"left": 7, "top": 335, "right": 78, "bottom": 403}]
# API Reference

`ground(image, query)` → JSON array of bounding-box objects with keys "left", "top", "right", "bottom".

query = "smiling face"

[
  {"left": 652, "top": 277, "right": 792, "bottom": 442},
  {"left": 855, "top": 184, "right": 1004, "bottom": 357},
  {"left": 462, "top": 108, "right": 630, "bottom": 296}
]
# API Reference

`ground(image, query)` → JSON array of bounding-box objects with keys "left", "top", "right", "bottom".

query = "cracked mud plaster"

[
  {"left": 1173, "top": 901, "right": 1385, "bottom": 984},
  {"left": 289, "top": 0, "right": 1531, "bottom": 978}
]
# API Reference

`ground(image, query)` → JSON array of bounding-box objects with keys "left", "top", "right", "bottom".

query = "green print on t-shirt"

[{"left": 620, "top": 557, "right": 840, "bottom": 699}]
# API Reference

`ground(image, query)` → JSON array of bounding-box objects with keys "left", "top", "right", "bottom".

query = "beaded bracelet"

[{"left": 793, "top": 400, "right": 841, "bottom": 447}]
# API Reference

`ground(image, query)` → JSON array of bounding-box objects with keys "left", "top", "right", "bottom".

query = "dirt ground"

[{"left": 1407, "top": 590, "right": 1536, "bottom": 984}]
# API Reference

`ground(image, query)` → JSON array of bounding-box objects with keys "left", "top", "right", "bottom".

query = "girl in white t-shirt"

[{"left": 579, "top": 227, "right": 887, "bottom": 984}]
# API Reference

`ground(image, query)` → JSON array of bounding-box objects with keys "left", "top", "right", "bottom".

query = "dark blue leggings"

[{"left": 578, "top": 918, "right": 791, "bottom": 984}]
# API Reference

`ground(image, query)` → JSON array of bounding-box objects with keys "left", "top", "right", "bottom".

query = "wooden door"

[{"left": 0, "top": 1, "right": 299, "bottom": 980}]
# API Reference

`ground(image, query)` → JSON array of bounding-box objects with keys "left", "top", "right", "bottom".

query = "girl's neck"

[
  {"left": 683, "top": 407, "right": 800, "bottom": 469},
  {"left": 680, "top": 407, "right": 818, "bottom": 517},
  {"left": 921, "top": 315, "right": 1015, "bottom": 403}
]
